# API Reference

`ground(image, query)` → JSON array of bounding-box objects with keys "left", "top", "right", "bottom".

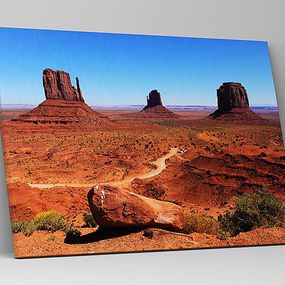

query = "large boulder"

[{"left": 87, "top": 185, "right": 187, "bottom": 232}]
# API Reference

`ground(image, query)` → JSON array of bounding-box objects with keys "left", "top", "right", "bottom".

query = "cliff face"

[
  {"left": 209, "top": 82, "right": 264, "bottom": 121},
  {"left": 43, "top": 68, "right": 85, "bottom": 102},
  {"left": 217, "top": 82, "right": 249, "bottom": 112}
]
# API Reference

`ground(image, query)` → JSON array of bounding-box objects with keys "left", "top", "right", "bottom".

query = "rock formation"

[
  {"left": 43, "top": 69, "right": 85, "bottom": 102},
  {"left": 209, "top": 82, "right": 264, "bottom": 121},
  {"left": 216, "top": 82, "right": 249, "bottom": 111},
  {"left": 129, "top": 90, "right": 179, "bottom": 119},
  {"left": 13, "top": 68, "right": 114, "bottom": 126},
  {"left": 88, "top": 185, "right": 186, "bottom": 232},
  {"left": 143, "top": 90, "right": 163, "bottom": 110}
]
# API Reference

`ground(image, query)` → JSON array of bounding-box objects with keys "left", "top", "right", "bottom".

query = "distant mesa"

[
  {"left": 208, "top": 82, "right": 264, "bottom": 121},
  {"left": 135, "top": 90, "right": 179, "bottom": 118},
  {"left": 143, "top": 89, "right": 163, "bottom": 110},
  {"left": 13, "top": 68, "right": 113, "bottom": 126}
]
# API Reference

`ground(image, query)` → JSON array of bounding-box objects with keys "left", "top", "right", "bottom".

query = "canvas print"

[{"left": 1, "top": 27, "right": 285, "bottom": 258}]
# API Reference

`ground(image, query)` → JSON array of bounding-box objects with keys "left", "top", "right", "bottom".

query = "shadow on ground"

[{"left": 64, "top": 227, "right": 144, "bottom": 244}]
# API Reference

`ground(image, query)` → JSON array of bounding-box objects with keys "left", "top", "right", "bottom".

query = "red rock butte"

[
  {"left": 137, "top": 90, "right": 179, "bottom": 118},
  {"left": 43, "top": 69, "right": 85, "bottom": 102},
  {"left": 208, "top": 82, "right": 264, "bottom": 121},
  {"left": 13, "top": 68, "right": 113, "bottom": 126}
]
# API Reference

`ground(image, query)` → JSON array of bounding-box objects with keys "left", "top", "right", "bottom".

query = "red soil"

[
  {"left": 13, "top": 226, "right": 285, "bottom": 258},
  {"left": 1, "top": 109, "right": 285, "bottom": 257}
]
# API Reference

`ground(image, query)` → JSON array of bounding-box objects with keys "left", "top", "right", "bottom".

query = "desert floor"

[{"left": 1, "top": 108, "right": 285, "bottom": 258}]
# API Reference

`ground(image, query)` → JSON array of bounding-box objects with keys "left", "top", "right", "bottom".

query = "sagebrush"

[
  {"left": 11, "top": 210, "right": 80, "bottom": 237},
  {"left": 185, "top": 211, "right": 222, "bottom": 236},
  {"left": 83, "top": 212, "right": 97, "bottom": 228},
  {"left": 218, "top": 190, "right": 285, "bottom": 236}
]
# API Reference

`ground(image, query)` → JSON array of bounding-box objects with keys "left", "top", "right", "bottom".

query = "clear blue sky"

[{"left": 0, "top": 27, "right": 277, "bottom": 106}]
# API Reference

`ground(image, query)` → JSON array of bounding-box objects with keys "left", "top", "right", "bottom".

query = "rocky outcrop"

[
  {"left": 43, "top": 68, "right": 84, "bottom": 102},
  {"left": 139, "top": 105, "right": 180, "bottom": 119},
  {"left": 87, "top": 185, "right": 186, "bottom": 232},
  {"left": 143, "top": 90, "right": 163, "bottom": 110},
  {"left": 209, "top": 82, "right": 264, "bottom": 121},
  {"left": 217, "top": 82, "right": 249, "bottom": 111},
  {"left": 13, "top": 68, "right": 115, "bottom": 127},
  {"left": 128, "top": 90, "right": 179, "bottom": 119}
]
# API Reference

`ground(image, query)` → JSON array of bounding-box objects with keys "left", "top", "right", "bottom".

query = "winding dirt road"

[{"left": 28, "top": 148, "right": 180, "bottom": 189}]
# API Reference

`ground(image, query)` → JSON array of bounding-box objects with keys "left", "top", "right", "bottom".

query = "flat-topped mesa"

[
  {"left": 209, "top": 82, "right": 264, "bottom": 121},
  {"left": 143, "top": 90, "right": 163, "bottom": 110},
  {"left": 43, "top": 68, "right": 85, "bottom": 102}
]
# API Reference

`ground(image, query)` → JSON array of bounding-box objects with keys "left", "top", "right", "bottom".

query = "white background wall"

[{"left": 0, "top": 1, "right": 284, "bottom": 284}]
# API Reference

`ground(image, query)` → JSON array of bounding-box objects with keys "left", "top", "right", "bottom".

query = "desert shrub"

[
  {"left": 32, "top": 210, "right": 69, "bottom": 232},
  {"left": 83, "top": 212, "right": 97, "bottom": 228},
  {"left": 65, "top": 226, "right": 81, "bottom": 238},
  {"left": 23, "top": 223, "right": 37, "bottom": 236},
  {"left": 12, "top": 220, "right": 36, "bottom": 236},
  {"left": 11, "top": 220, "right": 30, "bottom": 234},
  {"left": 11, "top": 210, "right": 81, "bottom": 237},
  {"left": 218, "top": 190, "right": 285, "bottom": 236},
  {"left": 185, "top": 212, "right": 222, "bottom": 236}
]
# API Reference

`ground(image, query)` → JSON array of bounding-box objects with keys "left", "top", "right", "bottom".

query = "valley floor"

[{"left": 1, "top": 109, "right": 285, "bottom": 258}]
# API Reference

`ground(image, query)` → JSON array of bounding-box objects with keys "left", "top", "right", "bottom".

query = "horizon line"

[{"left": 0, "top": 103, "right": 278, "bottom": 108}]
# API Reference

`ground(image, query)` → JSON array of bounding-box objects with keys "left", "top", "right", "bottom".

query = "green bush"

[
  {"left": 32, "top": 210, "right": 69, "bottom": 232},
  {"left": 83, "top": 212, "right": 97, "bottom": 228},
  {"left": 12, "top": 220, "right": 36, "bottom": 236},
  {"left": 11, "top": 210, "right": 81, "bottom": 237},
  {"left": 11, "top": 220, "right": 30, "bottom": 234},
  {"left": 218, "top": 190, "right": 285, "bottom": 236},
  {"left": 65, "top": 227, "right": 81, "bottom": 238}
]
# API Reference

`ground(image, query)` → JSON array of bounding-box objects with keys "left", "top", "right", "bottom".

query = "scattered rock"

[
  {"left": 87, "top": 185, "right": 186, "bottom": 232},
  {"left": 143, "top": 228, "right": 154, "bottom": 239}
]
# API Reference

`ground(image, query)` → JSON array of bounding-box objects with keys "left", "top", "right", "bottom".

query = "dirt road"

[{"left": 29, "top": 148, "right": 180, "bottom": 189}]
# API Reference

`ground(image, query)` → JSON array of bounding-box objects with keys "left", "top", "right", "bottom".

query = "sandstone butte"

[
  {"left": 208, "top": 82, "right": 264, "bottom": 121},
  {"left": 13, "top": 68, "right": 114, "bottom": 126},
  {"left": 88, "top": 185, "right": 187, "bottom": 232},
  {"left": 135, "top": 90, "right": 179, "bottom": 119}
]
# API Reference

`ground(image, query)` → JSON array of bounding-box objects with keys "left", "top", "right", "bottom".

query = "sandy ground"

[
  {"left": 28, "top": 147, "right": 181, "bottom": 189},
  {"left": 1, "top": 108, "right": 285, "bottom": 258},
  {"left": 13, "top": 226, "right": 285, "bottom": 258}
]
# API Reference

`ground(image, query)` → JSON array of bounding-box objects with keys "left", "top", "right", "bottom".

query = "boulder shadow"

[{"left": 64, "top": 227, "right": 144, "bottom": 244}]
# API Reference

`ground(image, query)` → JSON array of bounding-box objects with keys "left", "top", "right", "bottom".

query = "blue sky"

[{"left": 0, "top": 27, "right": 277, "bottom": 106}]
